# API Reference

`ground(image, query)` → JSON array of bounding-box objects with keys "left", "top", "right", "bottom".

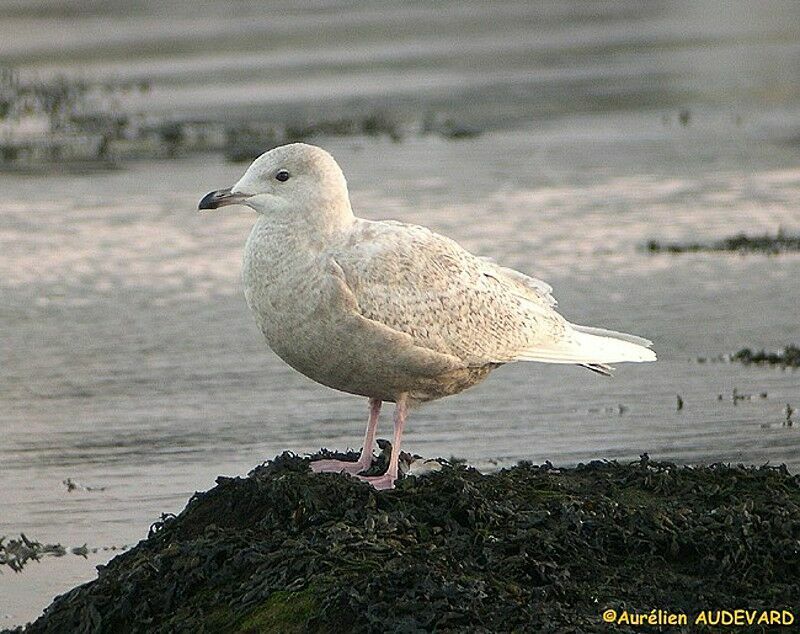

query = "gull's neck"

[{"left": 251, "top": 197, "right": 356, "bottom": 255}]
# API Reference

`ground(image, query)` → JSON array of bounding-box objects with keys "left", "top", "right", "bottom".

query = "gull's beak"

[{"left": 198, "top": 188, "right": 250, "bottom": 210}]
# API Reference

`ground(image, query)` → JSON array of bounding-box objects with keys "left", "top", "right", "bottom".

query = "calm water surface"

[{"left": 2, "top": 0, "right": 800, "bottom": 627}]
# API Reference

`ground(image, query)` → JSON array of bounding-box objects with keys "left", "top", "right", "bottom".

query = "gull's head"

[{"left": 198, "top": 143, "right": 352, "bottom": 220}]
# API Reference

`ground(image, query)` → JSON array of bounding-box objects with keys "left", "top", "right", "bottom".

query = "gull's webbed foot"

[
  {"left": 354, "top": 473, "right": 397, "bottom": 490},
  {"left": 309, "top": 458, "right": 370, "bottom": 476}
]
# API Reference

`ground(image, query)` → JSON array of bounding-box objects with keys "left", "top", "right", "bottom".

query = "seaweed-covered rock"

[{"left": 11, "top": 454, "right": 800, "bottom": 633}]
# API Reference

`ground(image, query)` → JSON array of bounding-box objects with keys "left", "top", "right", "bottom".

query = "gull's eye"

[{"left": 275, "top": 170, "right": 290, "bottom": 182}]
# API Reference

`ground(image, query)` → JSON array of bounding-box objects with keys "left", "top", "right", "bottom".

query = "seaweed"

[
  {"left": 0, "top": 535, "right": 128, "bottom": 574},
  {"left": 0, "top": 535, "right": 66, "bottom": 573},
  {"left": 9, "top": 453, "right": 800, "bottom": 633},
  {"left": 0, "top": 66, "right": 480, "bottom": 170},
  {"left": 421, "top": 112, "right": 483, "bottom": 140},
  {"left": 731, "top": 345, "right": 800, "bottom": 368},
  {"left": 224, "top": 113, "right": 404, "bottom": 163},
  {"left": 645, "top": 232, "right": 800, "bottom": 255}
]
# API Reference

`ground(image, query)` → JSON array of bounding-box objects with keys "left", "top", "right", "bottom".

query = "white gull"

[{"left": 199, "top": 143, "right": 656, "bottom": 490}]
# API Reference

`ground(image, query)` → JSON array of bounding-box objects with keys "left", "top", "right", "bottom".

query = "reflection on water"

[{"left": 2, "top": 0, "right": 800, "bottom": 628}]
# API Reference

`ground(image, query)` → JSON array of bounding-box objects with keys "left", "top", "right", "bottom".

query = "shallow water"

[{"left": 2, "top": 0, "right": 800, "bottom": 628}]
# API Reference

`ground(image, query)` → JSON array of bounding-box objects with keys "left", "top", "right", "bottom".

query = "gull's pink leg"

[
  {"left": 310, "top": 398, "right": 381, "bottom": 475},
  {"left": 357, "top": 393, "right": 408, "bottom": 490}
]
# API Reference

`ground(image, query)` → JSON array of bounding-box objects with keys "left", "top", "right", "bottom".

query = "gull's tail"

[{"left": 514, "top": 324, "right": 656, "bottom": 371}]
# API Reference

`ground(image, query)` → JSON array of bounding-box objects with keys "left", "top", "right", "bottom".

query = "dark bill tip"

[{"left": 198, "top": 188, "right": 247, "bottom": 210}]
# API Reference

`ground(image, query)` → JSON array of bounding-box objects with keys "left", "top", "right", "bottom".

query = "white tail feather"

[
  {"left": 515, "top": 326, "right": 656, "bottom": 365},
  {"left": 571, "top": 324, "right": 653, "bottom": 348}
]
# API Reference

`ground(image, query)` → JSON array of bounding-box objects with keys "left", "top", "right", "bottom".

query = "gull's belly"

[
  {"left": 255, "top": 301, "right": 411, "bottom": 400},
  {"left": 249, "top": 290, "right": 496, "bottom": 403}
]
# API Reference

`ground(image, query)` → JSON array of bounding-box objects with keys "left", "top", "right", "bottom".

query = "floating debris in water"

[
  {"left": 645, "top": 231, "right": 800, "bottom": 255},
  {"left": 716, "top": 388, "right": 768, "bottom": 406},
  {"left": 70, "top": 545, "right": 89, "bottom": 558},
  {"left": 17, "top": 452, "right": 800, "bottom": 633},
  {"left": 786, "top": 404, "right": 795, "bottom": 428},
  {"left": 62, "top": 478, "right": 106, "bottom": 492},
  {"left": 732, "top": 387, "right": 752, "bottom": 405},
  {"left": 676, "top": 394, "right": 684, "bottom": 411},
  {"left": 0, "top": 534, "right": 125, "bottom": 573},
  {"left": 731, "top": 345, "right": 800, "bottom": 369},
  {"left": 0, "top": 534, "right": 65, "bottom": 572},
  {"left": 586, "top": 404, "right": 629, "bottom": 415}
]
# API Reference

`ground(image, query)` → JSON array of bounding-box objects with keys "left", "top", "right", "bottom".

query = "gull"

[{"left": 199, "top": 143, "right": 656, "bottom": 490}]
